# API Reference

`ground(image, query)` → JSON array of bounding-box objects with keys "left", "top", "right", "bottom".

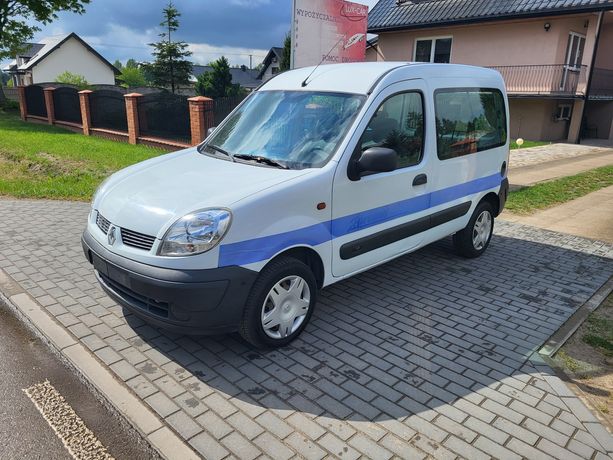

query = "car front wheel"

[{"left": 239, "top": 257, "right": 317, "bottom": 348}]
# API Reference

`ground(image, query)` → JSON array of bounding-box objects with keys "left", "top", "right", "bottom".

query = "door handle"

[{"left": 413, "top": 174, "right": 427, "bottom": 186}]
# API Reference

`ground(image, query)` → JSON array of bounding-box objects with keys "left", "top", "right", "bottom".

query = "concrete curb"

[
  {"left": 0, "top": 268, "right": 200, "bottom": 460},
  {"left": 539, "top": 276, "right": 613, "bottom": 357}
]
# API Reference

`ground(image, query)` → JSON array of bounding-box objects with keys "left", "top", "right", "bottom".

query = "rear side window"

[
  {"left": 360, "top": 92, "right": 424, "bottom": 168},
  {"left": 434, "top": 88, "right": 506, "bottom": 160}
]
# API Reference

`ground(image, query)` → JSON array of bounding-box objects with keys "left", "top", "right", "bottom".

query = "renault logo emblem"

[{"left": 107, "top": 226, "right": 116, "bottom": 246}]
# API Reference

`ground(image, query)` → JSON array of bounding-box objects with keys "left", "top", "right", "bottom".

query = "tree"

[
  {"left": 280, "top": 32, "right": 291, "bottom": 71},
  {"left": 144, "top": 2, "right": 192, "bottom": 94},
  {"left": 0, "top": 0, "right": 89, "bottom": 102},
  {"left": 118, "top": 66, "right": 146, "bottom": 88},
  {"left": 113, "top": 59, "right": 123, "bottom": 71},
  {"left": 55, "top": 71, "right": 89, "bottom": 90},
  {"left": 194, "top": 56, "right": 243, "bottom": 98},
  {"left": 125, "top": 58, "right": 138, "bottom": 69}
]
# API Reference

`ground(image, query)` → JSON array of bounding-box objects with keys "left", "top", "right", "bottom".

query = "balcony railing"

[
  {"left": 589, "top": 68, "right": 613, "bottom": 99},
  {"left": 487, "top": 64, "right": 587, "bottom": 97}
]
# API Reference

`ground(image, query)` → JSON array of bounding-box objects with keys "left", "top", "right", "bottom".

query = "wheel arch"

[
  {"left": 265, "top": 246, "right": 325, "bottom": 289},
  {"left": 479, "top": 192, "right": 501, "bottom": 217}
]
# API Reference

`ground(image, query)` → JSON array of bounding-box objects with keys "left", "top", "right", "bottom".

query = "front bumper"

[{"left": 82, "top": 229, "right": 257, "bottom": 335}]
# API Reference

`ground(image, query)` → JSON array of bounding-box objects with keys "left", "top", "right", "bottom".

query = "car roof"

[{"left": 259, "top": 62, "right": 503, "bottom": 95}]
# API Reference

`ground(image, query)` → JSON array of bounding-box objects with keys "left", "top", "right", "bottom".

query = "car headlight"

[{"left": 158, "top": 209, "right": 232, "bottom": 257}]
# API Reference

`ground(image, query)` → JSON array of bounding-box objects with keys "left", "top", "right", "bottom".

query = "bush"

[
  {"left": 55, "top": 71, "right": 90, "bottom": 90},
  {"left": 1, "top": 100, "right": 20, "bottom": 111},
  {"left": 117, "top": 66, "right": 146, "bottom": 88}
]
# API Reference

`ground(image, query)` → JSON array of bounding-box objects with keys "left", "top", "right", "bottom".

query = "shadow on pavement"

[{"left": 124, "top": 230, "right": 613, "bottom": 423}]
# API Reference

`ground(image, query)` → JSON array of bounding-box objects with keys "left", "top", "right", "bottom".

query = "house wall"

[
  {"left": 376, "top": 14, "right": 598, "bottom": 68},
  {"left": 30, "top": 37, "right": 115, "bottom": 85},
  {"left": 262, "top": 63, "right": 280, "bottom": 82},
  {"left": 594, "top": 13, "right": 613, "bottom": 70},
  {"left": 366, "top": 45, "right": 378, "bottom": 62},
  {"left": 509, "top": 99, "right": 570, "bottom": 141}
]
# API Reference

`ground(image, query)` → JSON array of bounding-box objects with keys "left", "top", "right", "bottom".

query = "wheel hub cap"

[
  {"left": 472, "top": 210, "right": 492, "bottom": 250},
  {"left": 261, "top": 275, "right": 311, "bottom": 339}
]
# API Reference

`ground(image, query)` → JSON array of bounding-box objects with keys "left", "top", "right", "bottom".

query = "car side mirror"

[
  {"left": 349, "top": 147, "right": 398, "bottom": 180},
  {"left": 206, "top": 127, "right": 217, "bottom": 137}
]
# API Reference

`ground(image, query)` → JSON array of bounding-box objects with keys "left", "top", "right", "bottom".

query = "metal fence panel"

[
  {"left": 213, "top": 95, "right": 247, "bottom": 125},
  {"left": 3, "top": 88, "right": 19, "bottom": 101},
  {"left": 89, "top": 89, "right": 128, "bottom": 132},
  {"left": 24, "top": 85, "right": 47, "bottom": 118},
  {"left": 53, "top": 87, "right": 82, "bottom": 124},
  {"left": 138, "top": 92, "right": 190, "bottom": 143}
]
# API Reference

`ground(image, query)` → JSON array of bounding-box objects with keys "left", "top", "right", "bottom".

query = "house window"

[
  {"left": 414, "top": 37, "right": 452, "bottom": 63},
  {"left": 434, "top": 88, "right": 507, "bottom": 160},
  {"left": 555, "top": 104, "right": 572, "bottom": 121}
]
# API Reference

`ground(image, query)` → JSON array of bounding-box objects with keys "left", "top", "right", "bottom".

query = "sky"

[{"left": 24, "top": 0, "right": 379, "bottom": 68}]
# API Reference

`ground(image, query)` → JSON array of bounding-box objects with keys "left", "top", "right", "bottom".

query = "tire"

[
  {"left": 239, "top": 256, "right": 317, "bottom": 348},
  {"left": 453, "top": 201, "right": 494, "bottom": 258}
]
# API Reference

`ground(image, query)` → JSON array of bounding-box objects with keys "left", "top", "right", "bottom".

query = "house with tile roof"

[
  {"left": 257, "top": 47, "right": 285, "bottom": 82},
  {"left": 367, "top": 0, "right": 613, "bottom": 144},
  {"left": 191, "top": 64, "right": 261, "bottom": 91},
  {"left": 3, "top": 32, "right": 118, "bottom": 87}
]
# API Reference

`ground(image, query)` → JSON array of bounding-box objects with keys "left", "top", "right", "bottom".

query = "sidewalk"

[
  {"left": 1, "top": 199, "right": 612, "bottom": 460},
  {"left": 509, "top": 143, "right": 613, "bottom": 190},
  {"left": 502, "top": 186, "right": 613, "bottom": 244}
]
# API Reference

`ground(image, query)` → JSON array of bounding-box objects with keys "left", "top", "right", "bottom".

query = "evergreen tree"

[
  {"left": 144, "top": 2, "right": 192, "bottom": 93},
  {"left": 280, "top": 32, "right": 291, "bottom": 71},
  {"left": 195, "top": 56, "right": 242, "bottom": 98}
]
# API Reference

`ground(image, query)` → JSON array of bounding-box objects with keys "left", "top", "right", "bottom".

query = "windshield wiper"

[
  {"left": 203, "top": 144, "right": 235, "bottom": 162},
  {"left": 233, "top": 154, "right": 289, "bottom": 169}
]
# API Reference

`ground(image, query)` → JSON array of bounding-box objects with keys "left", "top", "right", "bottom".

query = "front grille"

[
  {"left": 96, "top": 211, "right": 156, "bottom": 252},
  {"left": 98, "top": 273, "right": 169, "bottom": 318},
  {"left": 121, "top": 228, "right": 156, "bottom": 251},
  {"left": 96, "top": 211, "right": 111, "bottom": 234}
]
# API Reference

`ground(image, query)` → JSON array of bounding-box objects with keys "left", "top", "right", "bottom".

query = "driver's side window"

[{"left": 360, "top": 92, "right": 424, "bottom": 168}]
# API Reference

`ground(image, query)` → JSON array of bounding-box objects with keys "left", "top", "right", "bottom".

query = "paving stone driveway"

[{"left": 1, "top": 199, "right": 612, "bottom": 460}]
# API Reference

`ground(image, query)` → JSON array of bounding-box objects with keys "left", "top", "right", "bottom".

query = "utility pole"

[{"left": 249, "top": 54, "right": 253, "bottom": 70}]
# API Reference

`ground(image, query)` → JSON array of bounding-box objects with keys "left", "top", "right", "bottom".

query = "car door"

[{"left": 331, "top": 79, "right": 432, "bottom": 278}]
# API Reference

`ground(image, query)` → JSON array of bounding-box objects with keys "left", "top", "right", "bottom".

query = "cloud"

[
  {"left": 189, "top": 43, "right": 268, "bottom": 67},
  {"left": 229, "top": 0, "right": 272, "bottom": 7}
]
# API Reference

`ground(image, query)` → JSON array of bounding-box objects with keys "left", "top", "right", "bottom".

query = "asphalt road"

[{"left": 0, "top": 298, "right": 160, "bottom": 460}]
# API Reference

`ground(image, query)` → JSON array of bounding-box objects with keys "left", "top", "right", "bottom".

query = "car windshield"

[{"left": 200, "top": 90, "right": 365, "bottom": 169}]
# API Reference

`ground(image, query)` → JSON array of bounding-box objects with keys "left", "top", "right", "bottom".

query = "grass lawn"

[
  {"left": 553, "top": 293, "right": 612, "bottom": 424},
  {"left": 510, "top": 139, "right": 550, "bottom": 150},
  {"left": 0, "top": 110, "right": 166, "bottom": 201},
  {"left": 505, "top": 165, "right": 613, "bottom": 214}
]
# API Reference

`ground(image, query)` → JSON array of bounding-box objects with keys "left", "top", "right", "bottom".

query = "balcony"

[{"left": 487, "top": 64, "right": 587, "bottom": 97}]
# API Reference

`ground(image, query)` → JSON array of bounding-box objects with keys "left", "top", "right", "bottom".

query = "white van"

[{"left": 83, "top": 62, "right": 509, "bottom": 348}]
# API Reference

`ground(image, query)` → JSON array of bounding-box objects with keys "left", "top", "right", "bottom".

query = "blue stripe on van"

[{"left": 218, "top": 173, "right": 502, "bottom": 267}]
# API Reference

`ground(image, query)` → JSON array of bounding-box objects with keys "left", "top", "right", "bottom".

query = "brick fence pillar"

[
  {"left": 43, "top": 87, "right": 56, "bottom": 125},
  {"left": 188, "top": 96, "right": 214, "bottom": 146},
  {"left": 17, "top": 86, "right": 27, "bottom": 120},
  {"left": 78, "top": 90, "right": 93, "bottom": 135},
  {"left": 124, "top": 93, "right": 142, "bottom": 145}
]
